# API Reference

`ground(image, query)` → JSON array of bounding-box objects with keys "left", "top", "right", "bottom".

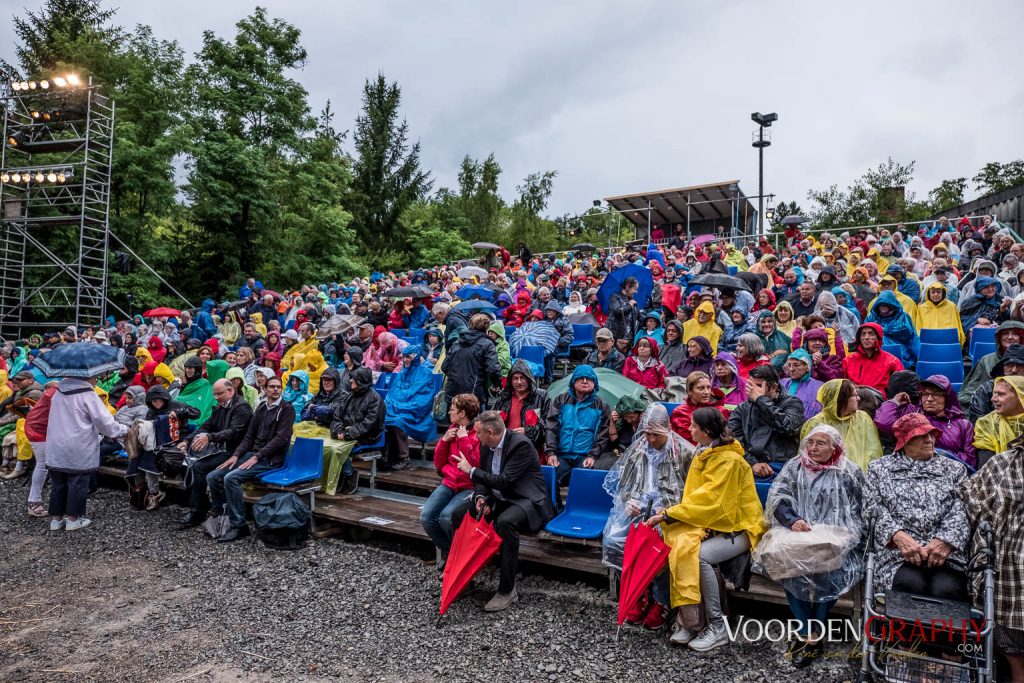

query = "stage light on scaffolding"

[
  {"left": 66, "top": 74, "right": 81, "bottom": 86},
  {"left": 10, "top": 172, "right": 21, "bottom": 183},
  {"left": 46, "top": 171, "right": 57, "bottom": 182},
  {"left": 28, "top": 80, "right": 38, "bottom": 90},
  {"left": 765, "top": 207, "right": 775, "bottom": 222},
  {"left": 39, "top": 79, "right": 49, "bottom": 89},
  {"left": 57, "top": 171, "right": 66, "bottom": 183},
  {"left": 31, "top": 110, "right": 41, "bottom": 119},
  {"left": 34, "top": 171, "right": 44, "bottom": 183},
  {"left": 0, "top": 172, "right": 9, "bottom": 183},
  {"left": 53, "top": 76, "right": 67, "bottom": 87},
  {"left": 19, "top": 81, "right": 29, "bottom": 91}
]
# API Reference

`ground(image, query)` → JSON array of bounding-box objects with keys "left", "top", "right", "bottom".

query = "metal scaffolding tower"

[{"left": 0, "top": 74, "right": 119, "bottom": 340}]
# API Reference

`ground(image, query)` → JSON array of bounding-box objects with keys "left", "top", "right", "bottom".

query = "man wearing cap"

[{"left": 585, "top": 328, "right": 626, "bottom": 372}]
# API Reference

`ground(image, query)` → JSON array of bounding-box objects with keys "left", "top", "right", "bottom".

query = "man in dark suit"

[{"left": 455, "top": 410, "right": 556, "bottom": 612}]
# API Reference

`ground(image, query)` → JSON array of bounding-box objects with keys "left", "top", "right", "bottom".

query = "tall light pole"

[{"left": 751, "top": 112, "right": 778, "bottom": 235}]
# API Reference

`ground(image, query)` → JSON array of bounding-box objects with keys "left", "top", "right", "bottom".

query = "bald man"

[{"left": 178, "top": 378, "right": 254, "bottom": 528}]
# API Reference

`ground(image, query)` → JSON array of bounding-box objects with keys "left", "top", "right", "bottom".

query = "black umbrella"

[
  {"left": 571, "top": 243, "right": 597, "bottom": 252},
  {"left": 781, "top": 215, "right": 810, "bottom": 225},
  {"left": 688, "top": 273, "right": 752, "bottom": 292},
  {"left": 384, "top": 285, "right": 433, "bottom": 298},
  {"left": 735, "top": 271, "right": 769, "bottom": 294},
  {"left": 471, "top": 242, "right": 501, "bottom": 250},
  {"left": 221, "top": 299, "right": 249, "bottom": 312}
]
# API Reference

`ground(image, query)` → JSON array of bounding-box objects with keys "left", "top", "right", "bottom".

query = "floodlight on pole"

[{"left": 751, "top": 111, "right": 778, "bottom": 235}]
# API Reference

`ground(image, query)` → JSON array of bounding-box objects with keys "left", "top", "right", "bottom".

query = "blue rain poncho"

[
  {"left": 865, "top": 290, "right": 920, "bottom": 365},
  {"left": 384, "top": 345, "right": 437, "bottom": 442}
]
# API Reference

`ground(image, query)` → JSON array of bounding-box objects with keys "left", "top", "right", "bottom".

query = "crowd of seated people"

[{"left": 2, "top": 216, "right": 1023, "bottom": 677}]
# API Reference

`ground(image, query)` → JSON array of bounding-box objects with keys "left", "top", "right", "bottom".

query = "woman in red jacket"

[
  {"left": 670, "top": 371, "right": 730, "bottom": 441},
  {"left": 422, "top": 393, "right": 482, "bottom": 566},
  {"left": 622, "top": 338, "right": 668, "bottom": 391}
]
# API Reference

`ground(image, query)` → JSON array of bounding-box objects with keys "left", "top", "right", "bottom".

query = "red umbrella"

[
  {"left": 142, "top": 307, "right": 181, "bottom": 317},
  {"left": 439, "top": 514, "right": 503, "bottom": 619},
  {"left": 616, "top": 521, "right": 671, "bottom": 640}
]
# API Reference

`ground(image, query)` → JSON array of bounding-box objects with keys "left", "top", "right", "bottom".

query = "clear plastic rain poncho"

[
  {"left": 753, "top": 425, "right": 866, "bottom": 603},
  {"left": 601, "top": 403, "right": 695, "bottom": 569}
]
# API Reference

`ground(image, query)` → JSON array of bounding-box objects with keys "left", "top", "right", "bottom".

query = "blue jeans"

[
  {"left": 420, "top": 485, "right": 472, "bottom": 555},
  {"left": 785, "top": 590, "right": 837, "bottom": 638},
  {"left": 206, "top": 455, "right": 277, "bottom": 529},
  {"left": 554, "top": 454, "right": 583, "bottom": 487}
]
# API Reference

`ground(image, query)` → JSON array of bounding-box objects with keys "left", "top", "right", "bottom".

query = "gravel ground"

[{"left": 0, "top": 478, "right": 861, "bottom": 682}]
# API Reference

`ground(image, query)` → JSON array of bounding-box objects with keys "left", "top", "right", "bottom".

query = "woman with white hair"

[
  {"left": 755, "top": 424, "right": 865, "bottom": 668},
  {"left": 603, "top": 404, "right": 694, "bottom": 630}
]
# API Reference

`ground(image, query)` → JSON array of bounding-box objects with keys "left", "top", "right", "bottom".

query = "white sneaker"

[
  {"left": 65, "top": 517, "right": 91, "bottom": 531},
  {"left": 669, "top": 627, "right": 695, "bottom": 646},
  {"left": 49, "top": 518, "right": 66, "bottom": 531},
  {"left": 688, "top": 622, "right": 729, "bottom": 652}
]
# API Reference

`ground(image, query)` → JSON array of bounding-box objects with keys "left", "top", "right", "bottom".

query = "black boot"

[
  {"left": 177, "top": 511, "right": 205, "bottom": 529},
  {"left": 792, "top": 639, "right": 822, "bottom": 668},
  {"left": 217, "top": 525, "right": 250, "bottom": 543}
]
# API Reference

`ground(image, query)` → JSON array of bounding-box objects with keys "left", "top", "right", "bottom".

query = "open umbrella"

[
  {"left": 317, "top": 314, "right": 366, "bottom": 340},
  {"left": 571, "top": 243, "right": 597, "bottom": 252},
  {"left": 509, "top": 320, "right": 559, "bottom": 355},
  {"left": 597, "top": 263, "right": 654, "bottom": 312},
  {"left": 687, "top": 234, "right": 718, "bottom": 249},
  {"left": 453, "top": 300, "right": 498, "bottom": 314},
  {"left": 567, "top": 312, "right": 599, "bottom": 327},
  {"left": 457, "top": 265, "right": 489, "bottom": 280},
  {"left": 781, "top": 215, "right": 810, "bottom": 225},
  {"left": 548, "top": 367, "right": 658, "bottom": 407},
  {"left": 33, "top": 343, "right": 126, "bottom": 379},
  {"left": 384, "top": 285, "right": 433, "bottom": 299},
  {"left": 688, "top": 273, "right": 751, "bottom": 292},
  {"left": 220, "top": 299, "right": 249, "bottom": 312},
  {"left": 616, "top": 519, "right": 671, "bottom": 641},
  {"left": 439, "top": 514, "right": 503, "bottom": 620},
  {"left": 142, "top": 307, "right": 180, "bottom": 317},
  {"left": 471, "top": 242, "right": 501, "bottom": 250},
  {"left": 454, "top": 285, "right": 496, "bottom": 302}
]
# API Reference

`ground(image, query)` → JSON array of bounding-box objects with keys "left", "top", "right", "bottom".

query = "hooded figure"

[
  {"left": 917, "top": 282, "right": 965, "bottom": 346},
  {"left": 147, "top": 336, "right": 167, "bottom": 364},
  {"left": 813, "top": 291, "right": 858, "bottom": 345},
  {"left": 710, "top": 352, "right": 747, "bottom": 408},
  {"left": 282, "top": 370, "right": 312, "bottom": 423},
  {"left": 544, "top": 300, "right": 574, "bottom": 352},
  {"left": 487, "top": 320, "right": 512, "bottom": 377},
  {"left": 545, "top": 364, "right": 612, "bottom": 482},
  {"left": 622, "top": 337, "right": 668, "bottom": 390},
  {"left": 175, "top": 356, "right": 215, "bottom": 425},
  {"left": 601, "top": 404, "right": 692, "bottom": 570},
  {"left": 875, "top": 374, "right": 975, "bottom": 468},
  {"left": 773, "top": 300, "right": 798, "bottom": 337},
  {"left": 800, "top": 379, "right": 883, "bottom": 471},
  {"left": 633, "top": 310, "right": 665, "bottom": 346},
  {"left": 330, "top": 367, "right": 385, "bottom": 446},
  {"left": 961, "top": 320, "right": 1024, "bottom": 407},
  {"left": 226, "top": 366, "right": 260, "bottom": 409},
  {"left": 780, "top": 349, "right": 824, "bottom": 421},
  {"left": 885, "top": 264, "right": 920, "bottom": 303},
  {"left": 658, "top": 319, "right": 686, "bottom": 374},
  {"left": 493, "top": 359, "right": 550, "bottom": 457},
  {"left": 671, "top": 334, "right": 714, "bottom": 378},
  {"left": 973, "top": 374, "right": 1024, "bottom": 466},
  {"left": 958, "top": 275, "right": 1006, "bottom": 331},
  {"left": 865, "top": 291, "right": 920, "bottom": 366},
  {"left": 753, "top": 309, "right": 792, "bottom": 372},
  {"left": 757, "top": 425, "right": 865, "bottom": 606},
  {"left": 843, "top": 322, "right": 904, "bottom": 396},
  {"left": 384, "top": 346, "right": 437, "bottom": 443},
  {"left": 300, "top": 366, "right": 346, "bottom": 425},
  {"left": 115, "top": 385, "right": 149, "bottom": 426},
  {"left": 682, "top": 301, "right": 723, "bottom": 355}
]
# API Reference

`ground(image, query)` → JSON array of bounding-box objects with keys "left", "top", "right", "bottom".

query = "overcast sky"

[{"left": 2, "top": 0, "right": 1022, "bottom": 218}]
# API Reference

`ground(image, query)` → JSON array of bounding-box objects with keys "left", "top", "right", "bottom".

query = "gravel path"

[{"left": 0, "top": 479, "right": 860, "bottom": 682}]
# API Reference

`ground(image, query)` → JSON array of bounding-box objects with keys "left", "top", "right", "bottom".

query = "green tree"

[
  {"left": 398, "top": 199, "right": 475, "bottom": 268},
  {"left": 928, "top": 177, "right": 967, "bottom": 213},
  {"left": 456, "top": 153, "right": 504, "bottom": 243},
  {"left": 347, "top": 73, "right": 433, "bottom": 257},
  {"left": 972, "top": 160, "right": 1024, "bottom": 195},
  {"left": 505, "top": 171, "right": 558, "bottom": 251},
  {"left": 183, "top": 7, "right": 314, "bottom": 294},
  {"left": 5, "top": 0, "right": 119, "bottom": 77},
  {"left": 806, "top": 157, "right": 930, "bottom": 230}
]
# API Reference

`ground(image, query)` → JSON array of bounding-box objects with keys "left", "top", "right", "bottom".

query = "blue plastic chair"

[
  {"left": 727, "top": 266, "right": 738, "bottom": 275},
  {"left": 970, "top": 327, "right": 997, "bottom": 357},
  {"left": 919, "top": 343, "right": 963, "bottom": 363},
  {"left": 569, "top": 324, "right": 595, "bottom": 350},
  {"left": 541, "top": 465, "right": 557, "bottom": 507},
  {"left": 375, "top": 372, "right": 396, "bottom": 391},
  {"left": 916, "top": 360, "right": 964, "bottom": 384},
  {"left": 659, "top": 402, "right": 681, "bottom": 416},
  {"left": 544, "top": 468, "right": 614, "bottom": 539},
  {"left": 352, "top": 431, "right": 385, "bottom": 456},
  {"left": 391, "top": 329, "right": 408, "bottom": 339},
  {"left": 753, "top": 461, "right": 785, "bottom": 507},
  {"left": 973, "top": 342, "right": 997, "bottom": 361},
  {"left": 881, "top": 342, "right": 906, "bottom": 364},
  {"left": 920, "top": 328, "right": 959, "bottom": 345},
  {"left": 432, "top": 374, "right": 444, "bottom": 395},
  {"left": 261, "top": 437, "right": 324, "bottom": 486},
  {"left": 516, "top": 345, "right": 546, "bottom": 367},
  {"left": 406, "top": 328, "right": 426, "bottom": 344},
  {"left": 504, "top": 325, "right": 517, "bottom": 340}
]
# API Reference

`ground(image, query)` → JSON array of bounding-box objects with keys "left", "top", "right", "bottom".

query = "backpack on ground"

[{"left": 252, "top": 491, "right": 311, "bottom": 550}]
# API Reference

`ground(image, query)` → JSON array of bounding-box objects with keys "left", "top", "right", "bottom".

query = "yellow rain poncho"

[
  {"left": 94, "top": 386, "right": 117, "bottom": 416},
  {"left": 974, "top": 376, "right": 1024, "bottom": 454},
  {"left": 0, "top": 370, "right": 11, "bottom": 405},
  {"left": 682, "top": 301, "right": 723, "bottom": 355},
  {"left": 801, "top": 379, "right": 882, "bottom": 471},
  {"left": 773, "top": 300, "right": 798, "bottom": 337},
  {"left": 917, "top": 282, "right": 965, "bottom": 345},
  {"left": 249, "top": 312, "right": 267, "bottom": 337},
  {"left": 218, "top": 313, "right": 242, "bottom": 346},
  {"left": 225, "top": 367, "right": 259, "bottom": 408},
  {"left": 135, "top": 347, "right": 153, "bottom": 365},
  {"left": 282, "top": 334, "right": 318, "bottom": 373},
  {"left": 662, "top": 440, "right": 766, "bottom": 607},
  {"left": 303, "top": 349, "right": 327, "bottom": 395},
  {"left": 723, "top": 245, "right": 748, "bottom": 272}
]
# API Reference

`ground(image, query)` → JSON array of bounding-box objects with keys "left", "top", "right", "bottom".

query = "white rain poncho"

[
  {"left": 753, "top": 425, "right": 866, "bottom": 603},
  {"left": 601, "top": 403, "right": 694, "bottom": 569}
]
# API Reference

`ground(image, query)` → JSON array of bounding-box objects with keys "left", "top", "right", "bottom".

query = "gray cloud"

[{"left": 2, "top": 0, "right": 1021, "bottom": 219}]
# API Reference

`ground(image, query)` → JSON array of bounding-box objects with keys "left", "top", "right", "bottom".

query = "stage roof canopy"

[{"left": 603, "top": 180, "right": 756, "bottom": 229}]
